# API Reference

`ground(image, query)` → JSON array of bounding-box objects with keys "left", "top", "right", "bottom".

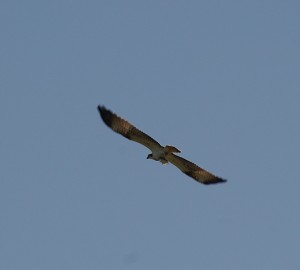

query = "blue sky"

[{"left": 1, "top": 1, "right": 300, "bottom": 269}]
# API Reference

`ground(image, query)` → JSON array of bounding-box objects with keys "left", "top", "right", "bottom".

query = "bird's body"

[
  {"left": 147, "top": 146, "right": 166, "bottom": 162},
  {"left": 147, "top": 145, "right": 181, "bottom": 164},
  {"left": 98, "top": 105, "right": 227, "bottom": 185}
]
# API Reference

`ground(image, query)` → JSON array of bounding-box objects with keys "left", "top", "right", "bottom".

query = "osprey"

[{"left": 98, "top": 105, "right": 227, "bottom": 185}]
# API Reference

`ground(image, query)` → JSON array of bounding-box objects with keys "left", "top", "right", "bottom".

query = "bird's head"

[{"left": 147, "top": 154, "right": 153, "bottom": 160}]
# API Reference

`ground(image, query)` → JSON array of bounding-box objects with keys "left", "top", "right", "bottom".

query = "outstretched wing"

[
  {"left": 98, "top": 105, "right": 162, "bottom": 151},
  {"left": 166, "top": 153, "right": 227, "bottom": 185}
]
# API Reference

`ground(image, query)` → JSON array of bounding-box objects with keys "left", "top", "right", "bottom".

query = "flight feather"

[
  {"left": 98, "top": 106, "right": 162, "bottom": 151},
  {"left": 166, "top": 153, "right": 227, "bottom": 185}
]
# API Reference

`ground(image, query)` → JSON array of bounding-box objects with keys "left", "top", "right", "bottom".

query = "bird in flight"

[{"left": 97, "top": 105, "right": 227, "bottom": 185}]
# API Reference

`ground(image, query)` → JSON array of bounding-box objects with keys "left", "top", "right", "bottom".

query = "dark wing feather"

[
  {"left": 166, "top": 153, "right": 227, "bottom": 185},
  {"left": 98, "top": 105, "right": 162, "bottom": 151}
]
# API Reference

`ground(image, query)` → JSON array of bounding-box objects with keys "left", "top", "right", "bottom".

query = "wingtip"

[
  {"left": 202, "top": 177, "right": 227, "bottom": 185},
  {"left": 201, "top": 178, "right": 227, "bottom": 185},
  {"left": 219, "top": 178, "right": 227, "bottom": 183},
  {"left": 98, "top": 105, "right": 110, "bottom": 116},
  {"left": 213, "top": 176, "right": 227, "bottom": 184},
  {"left": 97, "top": 105, "right": 113, "bottom": 127},
  {"left": 97, "top": 105, "right": 105, "bottom": 112}
]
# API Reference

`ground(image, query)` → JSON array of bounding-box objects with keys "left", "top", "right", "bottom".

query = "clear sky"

[{"left": 1, "top": 1, "right": 300, "bottom": 269}]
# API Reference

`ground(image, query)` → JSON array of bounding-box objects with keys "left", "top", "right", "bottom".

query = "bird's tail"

[{"left": 164, "top": 145, "right": 181, "bottom": 154}]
